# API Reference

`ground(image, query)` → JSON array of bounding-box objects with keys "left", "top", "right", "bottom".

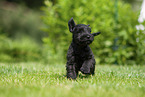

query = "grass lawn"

[{"left": 0, "top": 63, "right": 145, "bottom": 97}]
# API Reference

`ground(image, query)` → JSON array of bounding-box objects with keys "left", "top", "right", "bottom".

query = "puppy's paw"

[
  {"left": 80, "top": 67, "right": 90, "bottom": 75},
  {"left": 67, "top": 72, "right": 77, "bottom": 80}
]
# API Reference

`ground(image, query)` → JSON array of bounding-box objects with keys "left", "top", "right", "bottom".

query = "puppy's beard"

[{"left": 79, "top": 40, "right": 93, "bottom": 46}]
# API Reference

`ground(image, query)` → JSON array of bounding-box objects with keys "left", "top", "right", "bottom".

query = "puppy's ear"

[
  {"left": 68, "top": 17, "right": 76, "bottom": 32},
  {"left": 92, "top": 32, "right": 101, "bottom": 36}
]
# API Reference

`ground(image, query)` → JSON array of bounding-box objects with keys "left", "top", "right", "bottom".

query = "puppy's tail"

[{"left": 92, "top": 32, "right": 101, "bottom": 36}]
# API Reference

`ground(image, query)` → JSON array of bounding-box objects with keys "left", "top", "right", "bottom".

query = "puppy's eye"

[{"left": 87, "top": 28, "right": 91, "bottom": 33}]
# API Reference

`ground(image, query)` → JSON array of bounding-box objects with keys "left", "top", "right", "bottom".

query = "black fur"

[{"left": 66, "top": 18, "right": 101, "bottom": 79}]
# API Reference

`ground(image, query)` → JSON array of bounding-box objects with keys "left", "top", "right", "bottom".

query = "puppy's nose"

[
  {"left": 87, "top": 35, "right": 90, "bottom": 38},
  {"left": 87, "top": 35, "right": 90, "bottom": 39}
]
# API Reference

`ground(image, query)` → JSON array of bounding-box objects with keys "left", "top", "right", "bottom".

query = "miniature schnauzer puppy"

[{"left": 66, "top": 18, "right": 101, "bottom": 79}]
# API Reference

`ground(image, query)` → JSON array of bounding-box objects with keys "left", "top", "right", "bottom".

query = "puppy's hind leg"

[{"left": 90, "top": 63, "right": 95, "bottom": 75}]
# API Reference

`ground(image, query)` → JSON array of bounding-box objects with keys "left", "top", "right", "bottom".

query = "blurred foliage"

[
  {"left": 0, "top": 0, "right": 57, "bottom": 9},
  {"left": 1, "top": 0, "right": 44, "bottom": 9},
  {"left": 0, "top": 2, "right": 45, "bottom": 62},
  {"left": 0, "top": 35, "right": 42, "bottom": 62},
  {"left": 121, "top": 0, "right": 136, "bottom": 3},
  {"left": 42, "top": 0, "right": 145, "bottom": 65},
  {"left": 0, "top": 3, "right": 46, "bottom": 43}
]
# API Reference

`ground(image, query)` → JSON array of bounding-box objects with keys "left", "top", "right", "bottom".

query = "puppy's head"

[{"left": 68, "top": 17, "right": 101, "bottom": 46}]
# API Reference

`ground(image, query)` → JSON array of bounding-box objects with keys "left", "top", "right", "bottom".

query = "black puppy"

[{"left": 66, "top": 18, "right": 101, "bottom": 79}]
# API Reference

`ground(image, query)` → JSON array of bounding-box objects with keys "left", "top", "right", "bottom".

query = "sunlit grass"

[{"left": 0, "top": 63, "right": 145, "bottom": 97}]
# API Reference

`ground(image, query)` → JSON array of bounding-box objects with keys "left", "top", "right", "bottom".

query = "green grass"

[{"left": 0, "top": 63, "right": 145, "bottom": 97}]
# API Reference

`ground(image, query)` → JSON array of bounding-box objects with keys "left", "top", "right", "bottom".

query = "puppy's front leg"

[{"left": 80, "top": 59, "right": 95, "bottom": 75}]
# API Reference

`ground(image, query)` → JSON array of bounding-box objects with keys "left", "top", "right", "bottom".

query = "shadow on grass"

[
  {"left": 78, "top": 73, "right": 93, "bottom": 79},
  {"left": 51, "top": 72, "right": 94, "bottom": 80}
]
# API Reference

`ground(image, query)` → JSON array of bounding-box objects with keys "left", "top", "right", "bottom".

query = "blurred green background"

[{"left": 0, "top": 0, "right": 144, "bottom": 65}]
